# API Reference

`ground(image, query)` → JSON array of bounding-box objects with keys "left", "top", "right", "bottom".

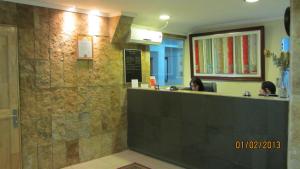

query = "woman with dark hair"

[
  {"left": 259, "top": 81, "right": 277, "bottom": 96},
  {"left": 190, "top": 77, "right": 204, "bottom": 91}
]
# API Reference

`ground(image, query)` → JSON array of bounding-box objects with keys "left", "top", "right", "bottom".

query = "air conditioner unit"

[{"left": 127, "top": 27, "right": 163, "bottom": 45}]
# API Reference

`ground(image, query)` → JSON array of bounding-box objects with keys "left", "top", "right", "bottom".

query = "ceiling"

[{"left": 6, "top": 0, "right": 290, "bottom": 35}]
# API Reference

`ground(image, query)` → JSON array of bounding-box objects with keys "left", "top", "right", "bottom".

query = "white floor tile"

[{"left": 61, "top": 150, "right": 185, "bottom": 169}]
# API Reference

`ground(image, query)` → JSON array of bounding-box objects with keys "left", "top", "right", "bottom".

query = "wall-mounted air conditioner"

[{"left": 127, "top": 27, "right": 163, "bottom": 45}]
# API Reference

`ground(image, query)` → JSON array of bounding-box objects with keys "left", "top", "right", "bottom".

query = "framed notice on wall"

[
  {"left": 77, "top": 35, "right": 93, "bottom": 60},
  {"left": 124, "top": 49, "right": 142, "bottom": 83},
  {"left": 189, "top": 26, "right": 265, "bottom": 81}
]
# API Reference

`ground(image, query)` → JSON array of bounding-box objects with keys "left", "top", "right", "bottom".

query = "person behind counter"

[
  {"left": 190, "top": 77, "right": 205, "bottom": 91},
  {"left": 259, "top": 81, "right": 277, "bottom": 96}
]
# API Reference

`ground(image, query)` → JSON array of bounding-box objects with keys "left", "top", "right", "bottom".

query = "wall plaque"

[{"left": 77, "top": 35, "right": 93, "bottom": 60}]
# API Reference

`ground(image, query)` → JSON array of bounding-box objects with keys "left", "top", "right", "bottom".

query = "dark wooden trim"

[
  {"left": 164, "top": 33, "right": 187, "bottom": 39},
  {"left": 196, "top": 76, "right": 263, "bottom": 82},
  {"left": 260, "top": 27, "right": 265, "bottom": 81},
  {"left": 189, "top": 26, "right": 265, "bottom": 81},
  {"left": 189, "top": 26, "right": 264, "bottom": 38},
  {"left": 189, "top": 31, "right": 195, "bottom": 78}
]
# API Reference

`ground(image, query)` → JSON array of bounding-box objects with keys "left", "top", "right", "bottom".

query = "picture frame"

[
  {"left": 77, "top": 34, "right": 93, "bottom": 60},
  {"left": 189, "top": 26, "right": 265, "bottom": 81}
]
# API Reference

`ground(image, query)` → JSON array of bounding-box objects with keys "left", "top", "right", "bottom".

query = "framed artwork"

[
  {"left": 189, "top": 26, "right": 265, "bottom": 81},
  {"left": 77, "top": 35, "right": 93, "bottom": 60}
]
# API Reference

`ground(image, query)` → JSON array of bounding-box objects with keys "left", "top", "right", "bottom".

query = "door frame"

[{"left": 0, "top": 24, "right": 21, "bottom": 169}]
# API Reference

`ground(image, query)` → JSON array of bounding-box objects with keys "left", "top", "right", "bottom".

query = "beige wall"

[
  {"left": 183, "top": 20, "right": 287, "bottom": 96},
  {"left": 288, "top": 0, "right": 300, "bottom": 168},
  {"left": 0, "top": 1, "right": 150, "bottom": 169}
]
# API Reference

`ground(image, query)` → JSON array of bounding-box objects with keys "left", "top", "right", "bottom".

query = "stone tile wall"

[
  {"left": 0, "top": 1, "right": 150, "bottom": 169},
  {"left": 288, "top": 0, "right": 300, "bottom": 169}
]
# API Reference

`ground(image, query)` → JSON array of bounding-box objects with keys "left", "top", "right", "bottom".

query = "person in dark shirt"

[
  {"left": 190, "top": 77, "right": 205, "bottom": 91},
  {"left": 259, "top": 81, "right": 277, "bottom": 96}
]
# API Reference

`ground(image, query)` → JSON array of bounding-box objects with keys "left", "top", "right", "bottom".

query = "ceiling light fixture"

[
  {"left": 67, "top": 6, "right": 76, "bottom": 12},
  {"left": 159, "top": 15, "right": 170, "bottom": 21},
  {"left": 244, "top": 0, "right": 260, "bottom": 3},
  {"left": 89, "top": 10, "right": 101, "bottom": 16}
]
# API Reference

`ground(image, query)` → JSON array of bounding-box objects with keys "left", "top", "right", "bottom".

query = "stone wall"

[
  {"left": 288, "top": 0, "right": 300, "bottom": 169},
  {"left": 0, "top": 2, "right": 149, "bottom": 169}
]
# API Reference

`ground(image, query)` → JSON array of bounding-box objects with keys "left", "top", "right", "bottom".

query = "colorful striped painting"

[
  {"left": 193, "top": 33, "right": 258, "bottom": 76},
  {"left": 248, "top": 34, "right": 258, "bottom": 74},
  {"left": 242, "top": 35, "right": 249, "bottom": 74},
  {"left": 234, "top": 36, "right": 242, "bottom": 74},
  {"left": 194, "top": 40, "right": 200, "bottom": 73},
  {"left": 213, "top": 38, "right": 224, "bottom": 74},
  {"left": 234, "top": 34, "right": 258, "bottom": 74},
  {"left": 192, "top": 28, "right": 262, "bottom": 79},
  {"left": 212, "top": 37, "right": 236, "bottom": 74},
  {"left": 194, "top": 39, "right": 213, "bottom": 74},
  {"left": 223, "top": 38, "right": 228, "bottom": 74},
  {"left": 205, "top": 39, "right": 213, "bottom": 73},
  {"left": 227, "top": 37, "right": 234, "bottom": 74}
]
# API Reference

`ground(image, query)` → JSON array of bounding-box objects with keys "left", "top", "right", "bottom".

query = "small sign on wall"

[
  {"left": 124, "top": 49, "right": 142, "bottom": 83},
  {"left": 77, "top": 35, "right": 93, "bottom": 60}
]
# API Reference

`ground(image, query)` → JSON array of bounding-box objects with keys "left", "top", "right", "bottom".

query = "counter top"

[{"left": 128, "top": 88, "right": 289, "bottom": 102}]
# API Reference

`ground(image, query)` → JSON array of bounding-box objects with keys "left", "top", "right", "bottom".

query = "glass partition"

[{"left": 150, "top": 37, "right": 184, "bottom": 86}]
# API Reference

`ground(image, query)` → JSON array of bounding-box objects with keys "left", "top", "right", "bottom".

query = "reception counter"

[{"left": 127, "top": 88, "right": 289, "bottom": 169}]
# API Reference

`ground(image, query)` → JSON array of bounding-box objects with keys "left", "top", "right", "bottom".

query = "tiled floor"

[{"left": 62, "top": 150, "right": 185, "bottom": 169}]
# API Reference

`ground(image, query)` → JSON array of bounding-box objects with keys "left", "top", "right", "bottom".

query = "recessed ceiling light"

[
  {"left": 245, "top": 0, "right": 259, "bottom": 3},
  {"left": 89, "top": 10, "right": 101, "bottom": 16},
  {"left": 67, "top": 6, "right": 76, "bottom": 12},
  {"left": 159, "top": 15, "right": 170, "bottom": 21}
]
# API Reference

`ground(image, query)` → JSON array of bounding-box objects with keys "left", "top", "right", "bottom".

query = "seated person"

[
  {"left": 190, "top": 77, "right": 205, "bottom": 91},
  {"left": 259, "top": 81, "right": 277, "bottom": 96}
]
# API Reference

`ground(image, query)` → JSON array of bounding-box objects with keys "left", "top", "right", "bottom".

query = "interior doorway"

[
  {"left": 0, "top": 25, "right": 21, "bottom": 169},
  {"left": 150, "top": 38, "right": 184, "bottom": 86}
]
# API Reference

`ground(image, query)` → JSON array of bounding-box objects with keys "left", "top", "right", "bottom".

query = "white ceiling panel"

[{"left": 5, "top": 0, "right": 290, "bottom": 35}]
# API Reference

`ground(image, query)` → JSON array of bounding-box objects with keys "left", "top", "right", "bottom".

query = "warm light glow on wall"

[
  {"left": 89, "top": 10, "right": 101, "bottom": 16},
  {"left": 88, "top": 10, "right": 101, "bottom": 35},
  {"left": 63, "top": 12, "right": 76, "bottom": 34},
  {"left": 67, "top": 6, "right": 76, "bottom": 12},
  {"left": 244, "top": 0, "right": 259, "bottom": 3}
]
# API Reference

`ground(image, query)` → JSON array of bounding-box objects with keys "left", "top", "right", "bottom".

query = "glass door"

[
  {"left": 165, "top": 47, "right": 183, "bottom": 85},
  {"left": 150, "top": 37, "right": 184, "bottom": 86}
]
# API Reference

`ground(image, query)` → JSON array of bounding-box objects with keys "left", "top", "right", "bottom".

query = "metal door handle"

[
  {"left": 0, "top": 109, "right": 19, "bottom": 128},
  {"left": 165, "top": 57, "right": 168, "bottom": 83},
  {"left": 12, "top": 109, "right": 19, "bottom": 128}
]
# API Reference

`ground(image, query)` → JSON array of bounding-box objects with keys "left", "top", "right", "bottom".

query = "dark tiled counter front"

[{"left": 127, "top": 88, "right": 289, "bottom": 169}]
